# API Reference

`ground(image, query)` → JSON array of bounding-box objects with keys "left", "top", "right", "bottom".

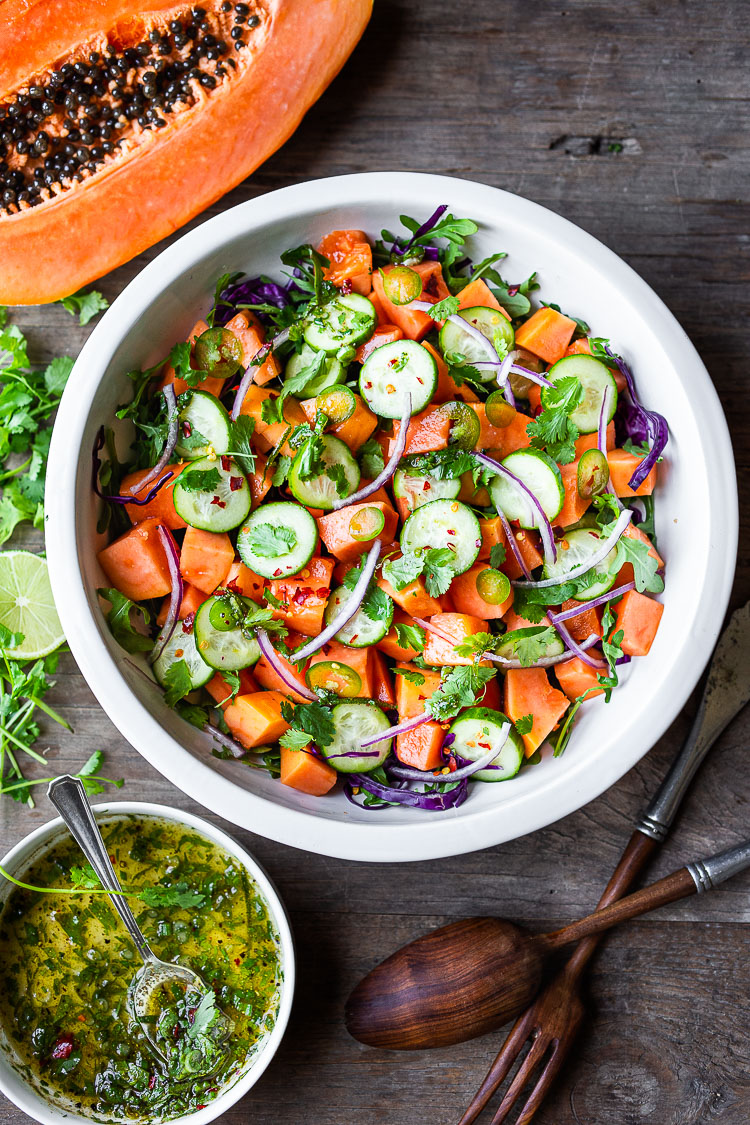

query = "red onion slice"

[
  {"left": 410, "top": 300, "right": 501, "bottom": 365},
  {"left": 150, "top": 525, "right": 183, "bottom": 664},
  {"left": 255, "top": 628, "right": 317, "bottom": 701},
  {"left": 411, "top": 616, "right": 457, "bottom": 646},
  {"left": 291, "top": 541, "right": 383, "bottom": 664},
  {"left": 483, "top": 632, "right": 601, "bottom": 669},
  {"left": 550, "top": 582, "right": 635, "bottom": 623},
  {"left": 331, "top": 395, "right": 411, "bottom": 511},
  {"left": 510, "top": 363, "right": 554, "bottom": 389},
  {"left": 359, "top": 710, "right": 432, "bottom": 747},
  {"left": 598, "top": 383, "right": 622, "bottom": 509},
  {"left": 497, "top": 509, "right": 533, "bottom": 581},
  {"left": 473, "top": 451, "right": 557, "bottom": 566},
  {"left": 204, "top": 722, "right": 247, "bottom": 758},
  {"left": 512, "top": 508, "right": 632, "bottom": 588},
  {"left": 553, "top": 620, "right": 606, "bottom": 669},
  {"left": 387, "top": 724, "right": 510, "bottom": 782},
  {"left": 230, "top": 325, "right": 291, "bottom": 422},
  {"left": 127, "top": 384, "right": 178, "bottom": 495}
]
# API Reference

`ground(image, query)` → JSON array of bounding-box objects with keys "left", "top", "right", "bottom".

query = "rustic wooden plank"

[{"left": 1, "top": 0, "right": 749, "bottom": 1120}]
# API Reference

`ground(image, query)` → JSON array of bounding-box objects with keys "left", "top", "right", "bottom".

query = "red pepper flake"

[
  {"left": 293, "top": 586, "right": 315, "bottom": 605},
  {"left": 448, "top": 757, "right": 457, "bottom": 772},
  {"left": 182, "top": 421, "right": 192, "bottom": 437},
  {"left": 50, "top": 1035, "right": 75, "bottom": 1061},
  {"left": 341, "top": 279, "right": 353, "bottom": 295},
  {"left": 77, "top": 1014, "right": 86, "bottom": 1023},
  {"left": 364, "top": 381, "right": 372, "bottom": 390},
  {"left": 423, "top": 481, "right": 431, "bottom": 491},
  {"left": 447, "top": 528, "right": 456, "bottom": 536},
  {"left": 234, "top": 957, "right": 242, "bottom": 966},
  {"left": 273, "top": 568, "right": 283, "bottom": 577},
  {"left": 182, "top": 613, "right": 195, "bottom": 635},
  {"left": 211, "top": 495, "right": 226, "bottom": 508},
  {"left": 349, "top": 634, "right": 359, "bottom": 642},
  {"left": 417, "top": 376, "right": 424, "bottom": 385},
  {"left": 226, "top": 578, "right": 241, "bottom": 593},
  {"left": 229, "top": 476, "right": 244, "bottom": 492},
  {"left": 221, "top": 455, "right": 231, "bottom": 472},
  {"left": 387, "top": 357, "right": 398, "bottom": 368},
  {"left": 148, "top": 1074, "right": 157, "bottom": 1090}
]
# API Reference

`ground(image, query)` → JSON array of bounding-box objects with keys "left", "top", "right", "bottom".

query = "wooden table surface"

[{"left": 3, "top": 1, "right": 749, "bottom": 1122}]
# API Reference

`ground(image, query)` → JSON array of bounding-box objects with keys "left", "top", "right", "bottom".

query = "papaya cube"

[
  {"left": 267, "top": 557, "right": 335, "bottom": 637},
  {"left": 422, "top": 613, "right": 489, "bottom": 667},
  {"left": 179, "top": 526, "right": 235, "bottom": 594},
  {"left": 613, "top": 590, "right": 664, "bottom": 656},
  {"left": 223, "top": 690, "right": 289, "bottom": 749},
  {"left": 97, "top": 517, "right": 172, "bottom": 602},
  {"left": 317, "top": 502, "right": 398, "bottom": 563}
]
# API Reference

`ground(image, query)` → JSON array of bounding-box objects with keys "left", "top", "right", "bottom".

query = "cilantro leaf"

[
  {"left": 508, "top": 626, "right": 560, "bottom": 668},
  {"left": 393, "top": 668, "right": 426, "bottom": 685},
  {"left": 514, "top": 714, "right": 534, "bottom": 736},
  {"left": 70, "top": 863, "right": 99, "bottom": 889},
  {"left": 288, "top": 415, "right": 326, "bottom": 479},
  {"left": 163, "top": 660, "right": 194, "bottom": 708},
  {"left": 613, "top": 536, "right": 664, "bottom": 593},
  {"left": 427, "top": 666, "right": 497, "bottom": 722},
  {"left": 596, "top": 603, "right": 624, "bottom": 701},
  {"left": 280, "top": 700, "right": 335, "bottom": 750},
  {"left": 422, "top": 547, "right": 455, "bottom": 597},
  {"left": 341, "top": 554, "right": 394, "bottom": 625},
  {"left": 427, "top": 295, "right": 460, "bottom": 320},
  {"left": 622, "top": 437, "right": 651, "bottom": 458},
  {"left": 394, "top": 622, "right": 425, "bottom": 653},
  {"left": 489, "top": 543, "right": 507, "bottom": 568},
  {"left": 452, "top": 631, "right": 494, "bottom": 659},
  {"left": 176, "top": 700, "right": 211, "bottom": 728},
  {"left": 593, "top": 493, "right": 621, "bottom": 529},
  {"left": 139, "top": 882, "right": 206, "bottom": 908},
  {"left": 186, "top": 989, "right": 219, "bottom": 1042},
  {"left": 178, "top": 467, "right": 222, "bottom": 493},
  {"left": 247, "top": 523, "right": 296, "bottom": 558},
  {"left": 358, "top": 437, "right": 385, "bottom": 479},
  {"left": 325, "top": 462, "right": 349, "bottom": 498},
  {"left": 98, "top": 588, "right": 153, "bottom": 654},
  {"left": 382, "top": 552, "right": 424, "bottom": 591},
  {"left": 226, "top": 415, "right": 256, "bottom": 475},
  {"left": 271, "top": 455, "right": 291, "bottom": 487},
  {"left": 59, "top": 289, "right": 109, "bottom": 325},
  {"left": 168, "top": 340, "right": 209, "bottom": 387},
  {"left": 525, "top": 376, "right": 582, "bottom": 465}
]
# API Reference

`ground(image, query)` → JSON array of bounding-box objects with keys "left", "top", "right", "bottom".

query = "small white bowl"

[
  {"left": 0, "top": 801, "right": 294, "bottom": 1125},
  {"left": 45, "top": 172, "right": 738, "bottom": 862}
]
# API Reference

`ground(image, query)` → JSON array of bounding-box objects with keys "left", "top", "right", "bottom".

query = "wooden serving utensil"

[{"left": 345, "top": 837, "right": 750, "bottom": 1050}]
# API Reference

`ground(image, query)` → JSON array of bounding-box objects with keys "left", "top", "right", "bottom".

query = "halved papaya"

[{"left": 0, "top": 0, "right": 372, "bottom": 303}]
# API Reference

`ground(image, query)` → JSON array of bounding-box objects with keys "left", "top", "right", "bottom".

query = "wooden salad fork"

[{"left": 459, "top": 601, "right": 750, "bottom": 1125}]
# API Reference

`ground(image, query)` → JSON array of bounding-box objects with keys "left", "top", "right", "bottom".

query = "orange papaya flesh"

[
  {"left": 422, "top": 613, "right": 490, "bottom": 667},
  {"left": 120, "top": 463, "right": 189, "bottom": 530},
  {"left": 317, "top": 502, "right": 398, "bottom": 563},
  {"left": 377, "top": 611, "right": 424, "bottom": 661},
  {"left": 387, "top": 405, "right": 452, "bottom": 458},
  {"left": 319, "top": 229, "right": 372, "bottom": 294},
  {"left": 223, "top": 690, "right": 289, "bottom": 749},
  {"left": 395, "top": 664, "right": 443, "bottom": 719},
  {"left": 97, "top": 517, "right": 172, "bottom": 602},
  {"left": 553, "top": 461, "right": 592, "bottom": 529},
  {"left": 280, "top": 745, "right": 338, "bottom": 796},
  {"left": 205, "top": 667, "right": 260, "bottom": 709},
  {"left": 370, "top": 648, "right": 396, "bottom": 709},
  {"left": 300, "top": 395, "right": 378, "bottom": 452},
  {"left": 156, "top": 582, "right": 208, "bottom": 626},
  {"left": 613, "top": 590, "right": 664, "bottom": 656},
  {"left": 554, "top": 657, "right": 604, "bottom": 702},
  {"left": 224, "top": 312, "right": 280, "bottom": 387},
  {"left": 504, "top": 667, "right": 569, "bottom": 756},
  {"left": 179, "top": 526, "right": 235, "bottom": 594},
  {"left": 267, "top": 557, "right": 335, "bottom": 637},
  {"left": 253, "top": 630, "right": 310, "bottom": 703},
  {"left": 450, "top": 562, "right": 514, "bottom": 620},
  {"left": 0, "top": 0, "right": 373, "bottom": 304},
  {"left": 371, "top": 262, "right": 451, "bottom": 340},
  {"left": 307, "top": 641, "right": 375, "bottom": 698},
  {"left": 455, "top": 278, "right": 507, "bottom": 314},
  {"left": 158, "top": 321, "right": 225, "bottom": 397},
  {"left": 396, "top": 722, "right": 446, "bottom": 772},
  {"left": 608, "top": 449, "right": 658, "bottom": 497},
  {"left": 514, "top": 307, "right": 576, "bottom": 364}
]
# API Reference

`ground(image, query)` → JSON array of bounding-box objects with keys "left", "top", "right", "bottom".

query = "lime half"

[{"left": 0, "top": 551, "right": 65, "bottom": 660}]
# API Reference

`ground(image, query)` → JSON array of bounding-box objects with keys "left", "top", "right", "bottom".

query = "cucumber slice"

[
  {"left": 448, "top": 707, "right": 524, "bottom": 782},
  {"left": 324, "top": 584, "right": 393, "bottom": 647},
  {"left": 359, "top": 339, "right": 437, "bottom": 418},
  {"left": 284, "top": 344, "right": 345, "bottom": 397},
  {"left": 542, "top": 527, "right": 618, "bottom": 597},
  {"left": 488, "top": 449, "right": 564, "bottom": 529},
  {"left": 495, "top": 627, "right": 565, "bottom": 662},
  {"left": 172, "top": 455, "right": 251, "bottom": 532},
  {"left": 152, "top": 625, "right": 213, "bottom": 691},
  {"left": 287, "top": 434, "right": 360, "bottom": 511},
  {"left": 439, "top": 305, "right": 515, "bottom": 379},
  {"left": 400, "top": 498, "right": 481, "bottom": 576},
  {"left": 236, "top": 501, "right": 318, "bottom": 579},
  {"left": 393, "top": 463, "right": 461, "bottom": 514},
  {"left": 321, "top": 701, "right": 393, "bottom": 773},
  {"left": 193, "top": 594, "right": 261, "bottom": 671},
  {"left": 544, "top": 354, "right": 618, "bottom": 434},
  {"left": 175, "top": 391, "right": 232, "bottom": 460},
  {"left": 303, "top": 293, "right": 377, "bottom": 354}
]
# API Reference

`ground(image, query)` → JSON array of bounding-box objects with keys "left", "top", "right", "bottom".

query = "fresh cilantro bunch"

[
  {"left": 0, "top": 311, "right": 75, "bottom": 543},
  {"left": 59, "top": 288, "right": 109, "bottom": 325},
  {"left": 426, "top": 665, "right": 497, "bottom": 722}
]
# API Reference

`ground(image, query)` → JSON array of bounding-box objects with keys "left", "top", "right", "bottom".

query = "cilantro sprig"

[{"left": 525, "top": 376, "right": 583, "bottom": 465}]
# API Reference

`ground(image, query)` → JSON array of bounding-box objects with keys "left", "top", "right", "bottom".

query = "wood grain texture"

[{"left": 2, "top": 0, "right": 749, "bottom": 1121}]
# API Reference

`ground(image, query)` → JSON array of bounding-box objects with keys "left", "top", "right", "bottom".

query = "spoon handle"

[
  {"left": 48, "top": 775, "right": 156, "bottom": 964},
  {"left": 541, "top": 836, "right": 750, "bottom": 952}
]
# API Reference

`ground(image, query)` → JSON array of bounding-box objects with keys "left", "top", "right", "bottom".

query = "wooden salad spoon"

[{"left": 345, "top": 835, "right": 750, "bottom": 1050}]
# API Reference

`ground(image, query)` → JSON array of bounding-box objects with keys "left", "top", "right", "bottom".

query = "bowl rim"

[
  {"left": 45, "top": 171, "right": 738, "bottom": 862},
  {"left": 0, "top": 799, "right": 295, "bottom": 1125}
]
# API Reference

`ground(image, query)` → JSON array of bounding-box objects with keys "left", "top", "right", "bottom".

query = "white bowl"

[
  {"left": 0, "top": 801, "right": 294, "bottom": 1125},
  {"left": 45, "top": 172, "right": 738, "bottom": 862}
]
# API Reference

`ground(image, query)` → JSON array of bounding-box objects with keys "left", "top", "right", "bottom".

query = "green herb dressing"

[{"left": 0, "top": 815, "right": 281, "bottom": 1121}]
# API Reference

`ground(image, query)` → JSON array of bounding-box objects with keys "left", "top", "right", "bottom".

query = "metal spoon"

[{"left": 47, "top": 775, "right": 221, "bottom": 1063}]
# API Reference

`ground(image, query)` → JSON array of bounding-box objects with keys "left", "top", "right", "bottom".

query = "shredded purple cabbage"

[
  {"left": 608, "top": 346, "right": 668, "bottom": 489},
  {"left": 391, "top": 204, "right": 447, "bottom": 261},
  {"left": 344, "top": 772, "right": 469, "bottom": 811},
  {"left": 215, "top": 276, "right": 291, "bottom": 327}
]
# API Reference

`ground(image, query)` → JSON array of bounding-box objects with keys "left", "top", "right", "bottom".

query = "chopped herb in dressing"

[{"left": 0, "top": 815, "right": 281, "bottom": 1121}]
